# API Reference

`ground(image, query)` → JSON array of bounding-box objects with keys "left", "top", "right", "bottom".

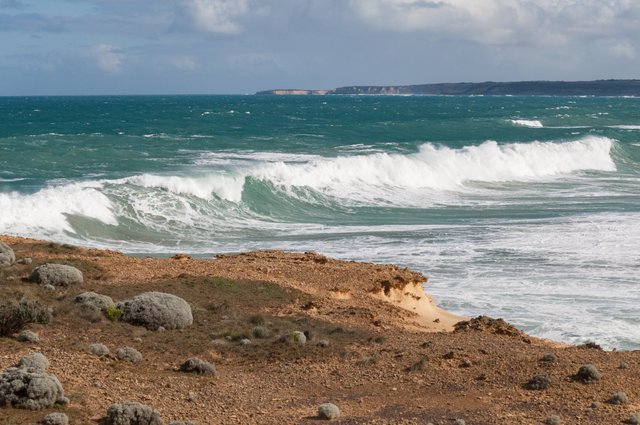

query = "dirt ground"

[{"left": 1, "top": 235, "right": 639, "bottom": 425}]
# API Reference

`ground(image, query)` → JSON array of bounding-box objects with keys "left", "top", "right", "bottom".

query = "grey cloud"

[
  {"left": 0, "top": 12, "right": 68, "bottom": 32},
  {"left": 0, "top": 0, "right": 28, "bottom": 9}
]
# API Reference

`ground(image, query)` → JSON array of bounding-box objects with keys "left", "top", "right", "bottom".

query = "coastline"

[{"left": 1, "top": 235, "right": 639, "bottom": 424}]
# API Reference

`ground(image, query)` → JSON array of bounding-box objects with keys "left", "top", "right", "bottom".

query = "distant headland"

[{"left": 256, "top": 79, "right": 640, "bottom": 96}]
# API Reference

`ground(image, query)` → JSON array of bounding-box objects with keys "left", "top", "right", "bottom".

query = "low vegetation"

[{"left": 0, "top": 296, "right": 50, "bottom": 336}]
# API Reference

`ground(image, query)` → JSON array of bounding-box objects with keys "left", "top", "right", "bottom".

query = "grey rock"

[
  {"left": 317, "top": 403, "right": 340, "bottom": 420},
  {"left": 179, "top": 358, "right": 215, "bottom": 375},
  {"left": 117, "top": 347, "right": 142, "bottom": 363},
  {"left": 575, "top": 364, "right": 600, "bottom": 383},
  {"left": 252, "top": 326, "right": 269, "bottom": 339},
  {"left": 43, "top": 284, "right": 56, "bottom": 291},
  {"left": 239, "top": 338, "right": 251, "bottom": 345},
  {"left": 17, "top": 330, "right": 40, "bottom": 343},
  {"left": 524, "top": 375, "right": 551, "bottom": 390},
  {"left": 317, "top": 339, "right": 330, "bottom": 347},
  {"left": 89, "top": 343, "right": 111, "bottom": 357},
  {"left": 42, "top": 412, "right": 69, "bottom": 425},
  {"left": 75, "top": 291, "right": 115, "bottom": 312},
  {"left": 0, "top": 366, "right": 68, "bottom": 410},
  {"left": 17, "top": 352, "right": 49, "bottom": 371},
  {"left": 608, "top": 391, "right": 629, "bottom": 404},
  {"left": 30, "top": 264, "right": 83, "bottom": 287},
  {"left": 106, "top": 401, "right": 163, "bottom": 425},
  {"left": 0, "top": 241, "right": 15, "bottom": 267},
  {"left": 541, "top": 352, "right": 557, "bottom": 362},
  {"left": 120, "top": 292, "right": 193, "bottom": 331},
  {"left": 544, "top": 415, "right": 561, "bottom": 425},
  {"left": 17, "top": 257, "right": 32, "bottom": 265}
]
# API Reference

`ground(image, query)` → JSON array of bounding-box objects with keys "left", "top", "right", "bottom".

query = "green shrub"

[
  {"left": 105, "top": 305, "right": 125, "bottom": 322},
  {"left": 249, "top": 314, "right": 265, "bottom": 326},
  {"left": 0, "top": 296, "right": 51, "bottom": 336}
]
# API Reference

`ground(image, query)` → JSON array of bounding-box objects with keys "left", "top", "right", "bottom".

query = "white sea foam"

[
  {"left": 0, "top": 182, "right": 117, "bottom": 235},
  {"left": 123, "top": 174, "right": 245, "bottom": 202},
  {"left": 250, "top": 137, "right": 615, "bottom": 204},
  {"left": 609, "top": 125, "right": 640, "bottom": 130},
  {"left": 511, "top": 119, "right": 544, "bottom": 128},
  {"left": 193, "top": 151, "right": 323, "bottom": 166}
]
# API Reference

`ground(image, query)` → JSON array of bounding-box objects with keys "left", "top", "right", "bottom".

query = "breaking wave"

[
  {"left": 0, "top": 136, "right": 617, "bottom": 244},
  {"left": 511, "top": 119, "right": 544, "bottom": 128}
]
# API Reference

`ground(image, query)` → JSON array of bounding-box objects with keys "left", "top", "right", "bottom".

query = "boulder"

[
  {"left": 0, "top": 366, "right": 69, "bottom": 410},
  {"left": 120, "top": 292, "right": 192, "bottom": 331},
  {"left": 89, "top": 343, "right": 111, "bottom": 357},
  {"left": 116, "top": 347, "right": 142, "bottom": 363},
  {"left": 17, "top": 330, "right": 40, "bottom": 343},
  {"left": 75, "top": 291, "right": 115, "bottom": 312},
  {"left": 317, "top": 403, "right": 340, "bottom": 420},
  {"left": 17, "top": 352, "right": 50, "bottom": 372},
  {"left": 0, "top": 241, "right": 15, "bottom": 267},
  {"left": 42, "top": 412, "right": 69, "bottom": 425},
  {"left": 106, "top": 401, "right": 163, "bottom": 425},
  {"left": 30, "top": 264, "right": 83, "bottom": 286},
  {"left": 179, "top": 358, "right": 215, "bottom": 375}
]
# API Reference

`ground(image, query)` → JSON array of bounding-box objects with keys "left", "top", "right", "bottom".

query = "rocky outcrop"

[
  {"left": 30, "top": 264, "right": 83, "bottom": 286},
  {"left": 179, "top": 357, "right": 215, "bottom": 375},
  {"left": 120, "top": 292, "right": 192, "bottom": 331},
  {"left": 0, "top": 354, "right": 69, "bottom": 410},
  {"left": 0, "top": 241, "right": 15, "bottom": 267},
  {"left": 106, "top": 401, "right": 163, "bottom": 425},
  {"left": 75, "top": 291, "right": 115, "bottom": 312}
]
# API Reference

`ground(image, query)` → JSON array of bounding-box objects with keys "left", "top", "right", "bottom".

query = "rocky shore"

[{"left": 1, "top": 235, "right": 639, "bottom": 424}]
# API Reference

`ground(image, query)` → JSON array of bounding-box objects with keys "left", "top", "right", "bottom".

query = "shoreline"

[{"left": 1, "top": 235, "right": 639, "bottom": 424}]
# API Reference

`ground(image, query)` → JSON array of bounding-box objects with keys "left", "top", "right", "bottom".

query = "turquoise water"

[{"left": 1, "top": 95, "right": 639, "bottom": 349}]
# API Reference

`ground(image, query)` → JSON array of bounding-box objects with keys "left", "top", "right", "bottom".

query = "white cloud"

[
  {"left": 225, "top": 52, "right": 279, "bottom": 71},
  {"left": 185, "top": 0, "right": 250, "bottom": 34},
  {"left": 171, "top": 55, "right": 198, "bottom": 70},
  {"left": 610, "top": 41, "right": 636, "bottom": 59},
  {"left": 91, "top": 44, "right": 124, "bottom": 73},
  {"left": 348, "top": 0, "right": 640, "bottom": 46}
]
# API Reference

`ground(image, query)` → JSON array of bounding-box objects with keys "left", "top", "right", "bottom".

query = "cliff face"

[{"left": 258, "top": 79, "right": 640, "bottom": 96}]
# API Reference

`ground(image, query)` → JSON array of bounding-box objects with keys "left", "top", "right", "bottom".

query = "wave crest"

[
  {"left": 254, "top": 137, "right": 615, "bottom": 196},
  {"left": 511, "top": 119, "right": 544, "bottom": 128}
]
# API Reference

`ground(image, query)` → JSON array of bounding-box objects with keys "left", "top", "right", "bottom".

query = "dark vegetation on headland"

[{"left": 257, "top": 79, "right": 640, "bottom": 96}]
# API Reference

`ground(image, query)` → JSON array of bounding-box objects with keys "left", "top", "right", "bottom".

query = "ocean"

[{"left": 1, "top": 94, "right": 639, "bottom": 350}]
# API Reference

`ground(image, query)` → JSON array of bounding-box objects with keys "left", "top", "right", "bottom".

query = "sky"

[{"left": 1, "top": 0, "right": 639, "bottom": 95}]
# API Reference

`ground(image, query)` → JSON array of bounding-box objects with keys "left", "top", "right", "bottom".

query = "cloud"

[
  {"left": 171, "top": 55, "right": 198, "bottom": 70},
  {"left": 91, "top": 44, "right": 125, "bottom": 73},
  {"left": 610, "top": 41, "right": 636, "bottom": 60},
  {"left": 0, "top": 0, "right": 27, "bottom": 9},
  {"left": 184, "top": 0, "right": 250, "bottom": 34},
  {"left": 348, "top": 0, "right": 640, "bottom": 46},
  {"left": 225, "top": 52, "right": 279, "bottom": 72}
]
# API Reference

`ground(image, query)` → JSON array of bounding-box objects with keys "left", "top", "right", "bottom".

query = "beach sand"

[{"left": 0, "top": 235, "right": 638, "bottom": 424}]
